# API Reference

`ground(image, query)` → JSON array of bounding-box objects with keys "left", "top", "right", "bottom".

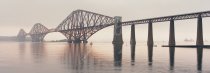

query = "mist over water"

[{"left": 0, "top": 42, "right": 210, "bottom": 73}]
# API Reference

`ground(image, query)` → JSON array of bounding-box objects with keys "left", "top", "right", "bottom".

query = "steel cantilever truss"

[
  {"left": 18, "top": 9, "right": 210, "bottom": 43},
  {"left": 29, "top": 23, "right": 49, "bottom": 42},
  {"left": 56, "top": 9, "right": 114, "bottom": 42},
  {"left": 17, "top": 29, "right": 27, "bottom": 41}
]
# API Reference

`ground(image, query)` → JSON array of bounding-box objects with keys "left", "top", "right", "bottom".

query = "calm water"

[{"left": 0, "top": 42, "right": 210, "bottom": 73}]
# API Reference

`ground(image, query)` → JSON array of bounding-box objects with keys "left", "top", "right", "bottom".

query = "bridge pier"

[
  {"left": 196, "top": 14, "right": 203, "bottom": 70},
  {"left": 82, "top": 35, "right": 88, "bottom": 43},
  {"left": 112, "top": 16, "right": 123, "bottom": 67},
  {"left": 31, "top": 34, "right": 45, "bottom": 42},
  {"left": 147, "top": 21, "right": 154, "bottom": 65},
  {"left": 73, "top": 37, "right": 81, "bottom": 43},
  {"left": 130, "top": 24, "right": 136, "bottom": 64},
  {"left": 112, "top": 16, "right": 123, "bottom": 45},
  {"left": 169, "top": 19, "right": 176, "bottom": 67},
  {"left": 130, "top": 24, "right": 136, "bottom": 45},
  {"left": 83, "top": 40, "right": 88, "bottom": 43},
  {"left": 31, "top": 38, "right": 43, "bottom": 42},
  {"left": 68, "top": 40, "right": 73, "bottom": 43}
]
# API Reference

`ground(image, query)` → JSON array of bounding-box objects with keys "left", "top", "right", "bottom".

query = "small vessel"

[
  {"left": 90, "top": 42, "right": 93, "bottom": 45},
  {"left": 184, "top": 38, "right": 194, "bottom": 42}
]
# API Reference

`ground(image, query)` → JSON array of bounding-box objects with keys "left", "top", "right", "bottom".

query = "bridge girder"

[
  {"left": 122, "top": 11, "right": 210, "bottom": 26},
  {"left": 29, "top": 23, "right": 49, "bottom": 42},
  {"left": 56, "top": 10, "right": 114, "bottom": 42}
]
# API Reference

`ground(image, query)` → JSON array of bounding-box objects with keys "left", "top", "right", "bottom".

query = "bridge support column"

[
  {"left": 130, "top": 24, "right": 136, "bottom": 64},
  {"left": 83, "top": 40, "right": 88, "bottom": 43},
  {"left": 73, "top": 37, "right": 81, "bottom": 43},
  {"left": 169, "top": 19, "right": 176, "bottom": 67},
  {"left": 68, "top": 40, "right": 72, "bottom": 43},
  {"left": 196, "top": 14, "right": 203, "bottom": 70},
  {"left": 31, "top": 34, "right": 45, "bottom": 42},
  {"left": 112, "top": 16, "right": 123, "bottom": 44},
  {"left": 130, "top": 24, "right": 136, "bottom": 45},
  {"left": 82, "top": 35, "right": 88, "bottom": 43},
  {"left": 147, "top": 21, "right": 154, "bottom": 65}
]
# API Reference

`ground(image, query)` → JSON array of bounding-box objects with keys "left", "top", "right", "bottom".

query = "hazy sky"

[{"left": 0, "top": 0, "right": 210, "bottom": 42}]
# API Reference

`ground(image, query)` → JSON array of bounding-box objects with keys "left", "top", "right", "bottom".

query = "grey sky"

[{"left": 0, "top": 0, "right": 210, "bottom": 42}]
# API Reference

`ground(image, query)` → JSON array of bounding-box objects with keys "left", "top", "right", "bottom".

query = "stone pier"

[
  {"left": 112, "top": 16, "right": 123, "bottom": 44},
  {"left": 147, "top": 21, "right": 154, "bottom": 64},
  {"left": 196, "top": 14, "right": 203, "bottom": 70}
]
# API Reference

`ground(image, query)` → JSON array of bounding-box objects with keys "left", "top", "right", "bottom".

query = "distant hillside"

[
  {"left": 0, "top": 36, "right": 16, "bottom": 41},
  {"left": 0, "top": 36, "right": 31, "bottom": 41}
]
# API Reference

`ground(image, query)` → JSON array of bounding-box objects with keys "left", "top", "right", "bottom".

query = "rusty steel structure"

[
  {"left": 29, "top": 23, "right": 49, "bottom": 42},
  {"left": 18, "top": 10, "right": 210, "bottom": 43},
  {"left": 17, "top": 29, "right": 27, "bottom": 41},
  {"left": 56, "top": 10, "right": 114, "bottom": 43}
]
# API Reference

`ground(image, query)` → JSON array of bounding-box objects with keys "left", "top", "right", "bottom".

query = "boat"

[
  {"left": 90, "top": 42, "right": 93, "bottom": 45},
  {"left": 184, "top": 38, "right": 194, "bottom": 42}
]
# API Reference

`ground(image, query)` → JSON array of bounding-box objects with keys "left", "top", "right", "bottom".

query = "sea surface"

[{"left": 0, "top": 42, "right": 210, "bottom": 73}]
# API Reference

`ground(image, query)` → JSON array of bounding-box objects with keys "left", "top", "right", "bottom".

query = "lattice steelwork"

[
  {"left": 122, "top": 11, "right": 210, "bottom": 26},
  {"left": 17, "top": 29, "right": 27, "bottom": 41},
  {"left": 29, "top": 23, "right": 49, "bottom": 42},
  {"left": 56, "top": 9, "right": 114, "bottom": 42},
  {"left": 18, "top": 10, "right": 210, "bottom": 43}
]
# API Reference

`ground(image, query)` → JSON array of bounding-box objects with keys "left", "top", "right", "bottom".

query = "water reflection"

[
  {"left": 31, "top": 43, "right": 46, "bottom": 63},
  {"left": 130, "top": 44, "right": 136, "bottom": 66},
  {"left": 169, "top": 47, "right": 175, "bottom": 70},
  {"left": 148, "top": 45, "right": 153, "bottom": 65},
  {"left": 19, "top": 42, "right": 26, "bottom": 59},
  {"left": 61, "top": 43, "right": 92, "bottom": 72},
  {"left": 113, "top": 44, "right": 123, "bottom": 67},
  {"left": 1, "top": 42, "right": 210, "bottom": 73},
  {"left": 168, "top": 46, "right": 204, "bottom": 71},
  {"left": 60, "top": 43, "right": 124, "bottom": 72},
  {"left": 197, "top": 47, "right": 203, "bottom": 70}
]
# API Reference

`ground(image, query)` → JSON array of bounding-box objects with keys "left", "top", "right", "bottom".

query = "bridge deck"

[
  {"left": 122, "top": 11, "right": 210, "bottom": 26},
  {"left": 162, "top": 45, "right": 210, "bottom": 48}
]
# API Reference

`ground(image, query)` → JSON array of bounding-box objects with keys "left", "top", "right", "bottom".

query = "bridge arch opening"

[
  {"left": 203, "top": 17, "right": 210, "bottom": 43},
  {"left": 44, "top": 32, "right": 67, "bottom": 42},
  {"left": 174, "top": 19, "right": 197, "bottom": 45},
  {"left": 88, "top": 26, "right": 114, "bottom": 43}
]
